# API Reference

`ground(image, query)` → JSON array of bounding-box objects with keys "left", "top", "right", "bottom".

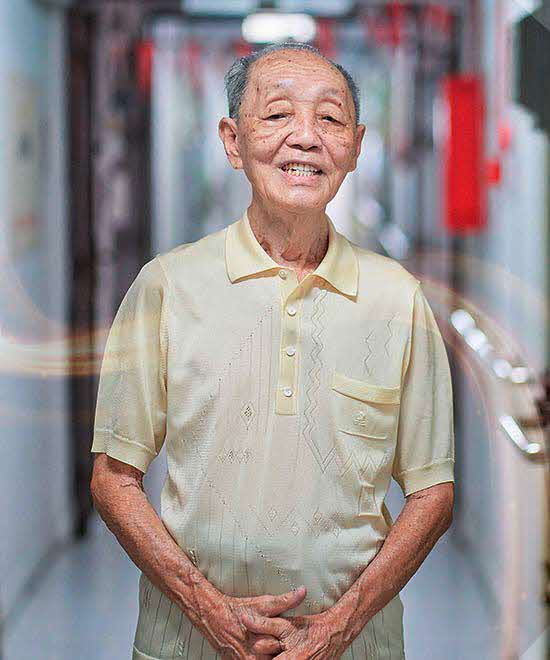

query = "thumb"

[{"left": 266, "top": 585, "right": 307, "bottom": 616}]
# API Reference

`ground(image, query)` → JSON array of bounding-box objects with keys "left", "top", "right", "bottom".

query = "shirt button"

[
  {"left": 285, "top": 345, "right": 296, "bottom": 357},
  {"left": 282, "top": 386, "right": 293, "bottom": 397},
  {"left": 279, "top": 269, "right": 287, "bottom": 279},
  {"left": 287, "top": 305, "right": 297, "bottom": 316}
]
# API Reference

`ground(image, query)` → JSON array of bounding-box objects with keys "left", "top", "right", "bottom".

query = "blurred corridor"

[{"left": 0, "top": 0, "right": 548, "bottom": 658}]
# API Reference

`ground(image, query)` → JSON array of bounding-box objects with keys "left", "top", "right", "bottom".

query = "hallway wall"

[{"left": 0, "top": 0, "right": 71, "bottom": 623}]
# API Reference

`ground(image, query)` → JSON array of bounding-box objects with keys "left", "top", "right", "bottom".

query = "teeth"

[{"left": 282, "top": 163, "right": 320, "bottom": 175}]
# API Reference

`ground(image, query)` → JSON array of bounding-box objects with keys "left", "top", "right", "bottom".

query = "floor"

[{"left": 5, "top": 491, "right": 499, "bottom": 660}]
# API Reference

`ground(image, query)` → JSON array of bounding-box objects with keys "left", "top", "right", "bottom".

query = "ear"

[
  {"left": 218, "top": 116, "right": 243, "bottom": 170},
  {"left": 349, "top": 123, "right": 366, "bottom": 172}
]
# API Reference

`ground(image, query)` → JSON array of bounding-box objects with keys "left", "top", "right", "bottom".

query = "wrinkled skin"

[
  {"left": 92, "top": 47, "right": 453, "bottom": 660},
  {"left": 215, "top": 47, "right": 367, "bottom": 659},
  {"left": 92, "top": 456, "right": 454, "bottom": 658},
  {"left": 91, "top": 457, "right": 314, "bottom": 659},
  {"left": 199, "top": 586, "right": 309, "bottom": 659},
  {"left": 218, "top": 48, "right": 366, "bottom": 273},
  {"left": 240, "top": 606, "right": 351, "bottom": 659}
]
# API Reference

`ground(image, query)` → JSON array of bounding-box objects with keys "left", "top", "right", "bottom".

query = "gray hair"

[{"left": 223, "top": 41, "right": 361, "bottom": 125}]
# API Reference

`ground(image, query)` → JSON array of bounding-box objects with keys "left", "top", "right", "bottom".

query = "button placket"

[{"left": 276, "top": 270, "right": 303, "bottom": 415}]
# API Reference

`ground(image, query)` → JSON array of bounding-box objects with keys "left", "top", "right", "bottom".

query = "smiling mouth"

[{"left": 279, "top": 163, "right": 323, "bottom": 177}]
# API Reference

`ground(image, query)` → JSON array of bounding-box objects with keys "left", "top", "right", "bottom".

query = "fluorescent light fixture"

[
  {"left": 242, "top": 12, "right": 317, "bottom": 44},
  {"left": 499, "top": 415, "right": 542, "bottom": 456},
  {"left": 278, "top": 0, "right": 353, "bottom": 16},
  {"left": 450, "top": 309, "right": 475, "bottom": 335},
  {"left": 464, "top": 327, "right": 489, "bottom": 352},
  {"left": 510, "top": 366, "right": 533, "bottom": 384},
  {"left": 183, "top": 0, "right": 258, "bottom": 15},
  {"left": 492, "top": 358, "right": 512, "bottom": 379}
]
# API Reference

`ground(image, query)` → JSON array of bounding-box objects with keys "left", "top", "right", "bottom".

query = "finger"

[
  {"left": 253, "top": 585, "right": 307, "bottom": 617},
  {"left": 240, "top": 609, "right": 292, "bottom": 637},
  {"left": 248, "top": 634, "right": 282, "bottom": 655}
]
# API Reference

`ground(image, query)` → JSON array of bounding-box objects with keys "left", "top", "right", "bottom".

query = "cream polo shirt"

[{"left": 91, "top": 208, "right": 455, "bottom": 660}]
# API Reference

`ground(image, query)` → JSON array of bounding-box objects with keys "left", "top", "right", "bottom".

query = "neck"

[{"left": 247, "top": 200, "right": 329, "bottom": 272}]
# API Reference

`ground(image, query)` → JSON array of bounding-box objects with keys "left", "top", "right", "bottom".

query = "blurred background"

[{"left": 0, "top": 0, "right": 548, "bottom": 658}]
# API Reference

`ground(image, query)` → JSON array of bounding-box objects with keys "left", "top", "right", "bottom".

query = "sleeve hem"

[
  {"left": 91, "top": 428, "right": 156, "bottom": 474},
  {"left": 394, "top": 458, "right": 455, "bottom": 497}
]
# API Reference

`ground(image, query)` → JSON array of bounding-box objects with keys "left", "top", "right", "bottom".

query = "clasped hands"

[{"left": 203, "top": 584, "right": 350, "bottom": 659}]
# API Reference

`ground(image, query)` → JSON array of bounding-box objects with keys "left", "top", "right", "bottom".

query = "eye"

[
  {"left": 266, "top": 113, "right": 286, "bottom": 120},
  {"left": 322, "top": 115, "right": 338, "bottom": 123}
]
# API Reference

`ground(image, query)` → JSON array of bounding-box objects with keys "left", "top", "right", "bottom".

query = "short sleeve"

[
  {"left": 391, "top": 282, "right": 455, "bottom": 496},
  {"left": 91, "top": 257, "right": 169, "bottom": 474}
]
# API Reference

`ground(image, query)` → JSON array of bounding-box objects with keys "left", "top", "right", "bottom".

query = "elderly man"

[{"left": 91, "top": 41, "right": 454, "bottom": 659}]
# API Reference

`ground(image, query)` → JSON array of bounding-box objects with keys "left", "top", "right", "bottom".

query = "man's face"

[{"left": 219, "top": 50, "right": 366, "bottom": 213}]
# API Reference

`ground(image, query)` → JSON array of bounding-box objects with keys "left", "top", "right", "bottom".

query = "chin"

[{"left": 272, "top": 192, "right": 329, "bottom": 212}]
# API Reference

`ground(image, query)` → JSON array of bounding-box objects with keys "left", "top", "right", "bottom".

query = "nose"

[{"left": 285, "top": 109, "right": 322, "bottom": 151}]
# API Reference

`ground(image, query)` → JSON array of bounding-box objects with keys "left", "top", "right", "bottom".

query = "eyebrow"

[
  {"left": 264, "top": 87, "right": 347, "bottom": 104},
  {"left": 320, "top": 87, "right": 346, "bottom": 98}
]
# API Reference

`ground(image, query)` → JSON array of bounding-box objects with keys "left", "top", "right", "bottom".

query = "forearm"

[
  {"left": 92, "top": 475, "right": 221, "bottom": 640},
  {"left": 329, "top": 488, "right": 452, "bottom": 643}
]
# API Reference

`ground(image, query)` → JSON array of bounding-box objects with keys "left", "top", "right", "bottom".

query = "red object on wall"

[
  {"left": 486, "top": 158, "right": 502, "bottom": 185},
  {"left": 136, "top": 39, "right": 153, "bottom": 95},
  {"left": 360, "top": 4, "right": 407, "bottom": 50},
  {"left": 386, "top": 1, "right": 407, "bottom": 48},
  {"left": 422, "top": 4, "right": 451, "bottom": 37},
  {"left": 234, "top": 39, "right": 252, "bottom": 58},
  {"left": 316, "top": 18, "right": 336, "bottom": 58},
  {"left": 440, "top": 74, "right": 487, "bottom": 235},
  {"left": 498, "top": 120, "right": 512, "bottom": 151}
]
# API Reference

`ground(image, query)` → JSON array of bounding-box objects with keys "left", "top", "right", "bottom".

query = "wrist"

[
  {"left": 172, "top": 567, "right": 230, "bottom": 654},
  {"left": 325, "top": 589, "right": 368, "bottom": 640},
  {"left": 173, "top": 557, "right": 222, "bottom": 617},
  {"left": 314, "top": 602, "right": 358, "bottom": 654}
]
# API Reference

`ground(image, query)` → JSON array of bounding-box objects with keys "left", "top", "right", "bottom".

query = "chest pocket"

[
  {"left": 331, "top": 371, "right": 401, "bottom": 440},
  {"left": 330, "top": 372, "right": 401, "bottom": 518}
]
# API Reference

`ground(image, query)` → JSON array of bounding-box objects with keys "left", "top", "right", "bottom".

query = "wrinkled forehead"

[{"left": 247, "top": 51, "right": 350, "bottom": 104}]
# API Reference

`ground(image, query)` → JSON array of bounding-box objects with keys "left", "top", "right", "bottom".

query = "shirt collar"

[{"left": 225, "top": 208, "right": 359, "bottom": 297}]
